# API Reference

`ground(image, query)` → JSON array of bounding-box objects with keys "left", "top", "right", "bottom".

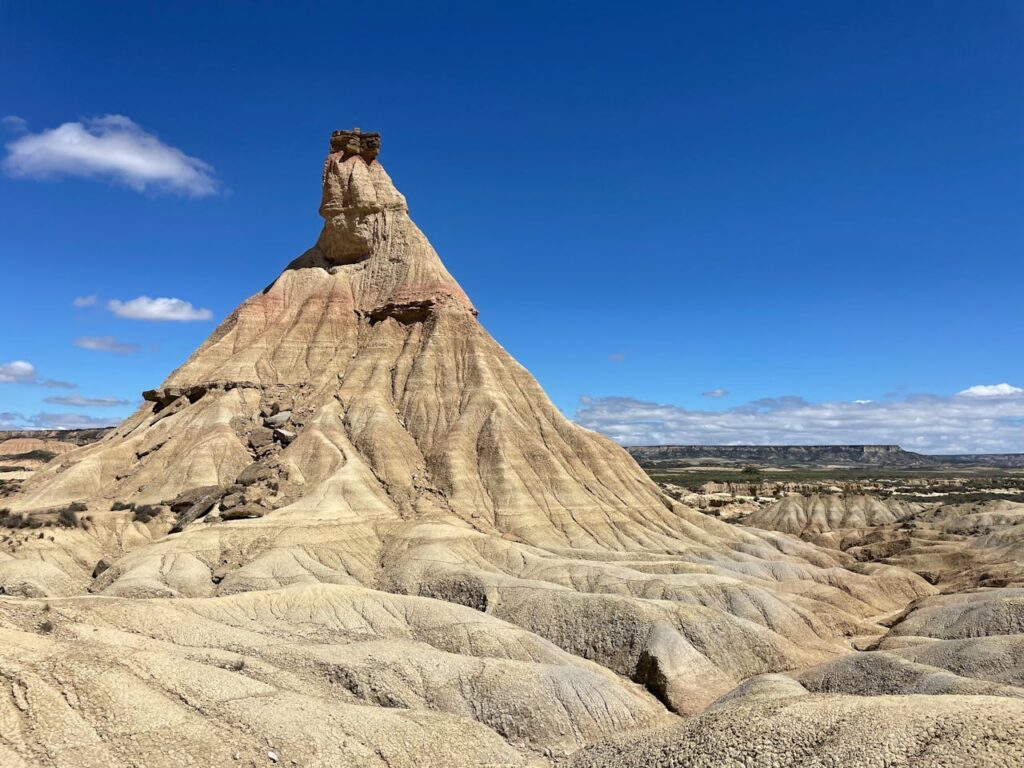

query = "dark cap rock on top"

[{"left": 329, "top": 128, "right": 381, "bottom": 162}]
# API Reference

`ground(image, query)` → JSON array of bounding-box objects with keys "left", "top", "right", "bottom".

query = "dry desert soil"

[{"left": 1, "top": 129, "right": 1022, "bottom": 768}]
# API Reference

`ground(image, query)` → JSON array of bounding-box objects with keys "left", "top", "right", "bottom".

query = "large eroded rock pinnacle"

[{"left": 0, "top": 130, "right": 1002, "bottom": 768}]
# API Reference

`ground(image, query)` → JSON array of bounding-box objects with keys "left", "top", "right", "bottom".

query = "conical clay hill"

[{"left": 3, "top": 131, "right": 1019, "bottom": 768}]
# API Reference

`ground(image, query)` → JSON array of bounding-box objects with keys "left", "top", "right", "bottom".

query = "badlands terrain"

[{"left": 1, "top": 130, "right": 1022, "bottom": 767}]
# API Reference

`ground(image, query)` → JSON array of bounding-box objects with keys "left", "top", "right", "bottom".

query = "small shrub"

[
  {"left": 110, "top": 501, "right": 134, "bottom": 511},
  {"left": 133, "top": 504, "right": 162, "bottom": 523},
  {"left": 38, "top": 620, "right": 54, "bottom": 634},
  {"left": 57, "top": 506, "right": 80, "bottom": 528},
  {"left": 0, "top": 509, "right": 25, "bottom": 528},
  {"left": 0, "top": 479, "right": 22, "bottom": 497}
]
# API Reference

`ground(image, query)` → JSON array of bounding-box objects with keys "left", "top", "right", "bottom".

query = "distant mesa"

[{"left": 627, "top": 444, "right": 1024, "bottom": 469}]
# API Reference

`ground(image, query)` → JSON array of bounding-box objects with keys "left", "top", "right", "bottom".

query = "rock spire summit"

[{"left": 329, "top": 127, "right": 381, "bottom": 162}]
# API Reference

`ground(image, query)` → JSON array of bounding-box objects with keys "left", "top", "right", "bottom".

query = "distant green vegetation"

[
  {"left": 648, "top": 468, "right": 904, "bottom": 487},
  {"left": 645, "top": 466, "right": 1024, "bottom": 494},
  {"left": 0, "top": 502, "right": 87, "bottom": 529},
  {"left": 897, "top": 491, "right": 1024, "bottom": 505},
  {"left": 0, "top": 450, "right": 58, "bottom": 462}
]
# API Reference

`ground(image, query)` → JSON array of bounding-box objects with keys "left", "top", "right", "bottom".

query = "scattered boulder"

[
  {"left": 248, "top": 426, "right": 275, "bottom": 449},
  {"left": 168, "top": 486, "right": 222, "bottom": 513},
  {"left": 221, "top": 493, "right": 244, "bottom": 510},
  {"left": 220, "top": 503, "right": 268, "bottom": 521},
  {"left": 237, "top": 462, "right": 275, "bottom": 486},
  {"left": 263, "top": 411, "right": 292, "bottom": 428},
  {"left": 168, "top": 487, "right": 225, "bottom": 532}
]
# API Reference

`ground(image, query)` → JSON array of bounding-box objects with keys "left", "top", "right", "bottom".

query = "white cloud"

[
  {"left": 0, "top": 411, "right": 116, "bottom": 429},
  {"left": 575, "top": 386, "right": 1024, "bottom": 454},
  {"left": 957, "top": 383, "right": 1024, "bottom": 398},
  {"left": 3, "top": 115, "right": 217, "bottom": 196},
  {"left": 702, "top": 388, "right": 729, "bottom": 398},
  {"left": 2, "top": 115, "right": 27, "bottom": 133},
  {"left": 608, "top": 353, "right": 626, "bottom": 363},
  {"left": 0, "top": 360, "right": 37, "bottom": 383},
  {"left": 107, "top": 296, "right": 213, "bottom": 321},
  {"left": 72, "top": 295, "right": 98, "bottom": 308},
  {"left": 74, "top": 336, "right": 140, "bottom": 354},
  {"left": 0, "top": 360, "right": 75, "bottom": 389},
  {"left": 43, "top": 395, "right": 130, "bottom": 408}
]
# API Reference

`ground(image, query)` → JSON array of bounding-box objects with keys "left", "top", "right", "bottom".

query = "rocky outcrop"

[
  {"left": 142, "top": 381, "right": 262, "bottom": 408},
  {"left": 329, "top": 127, "right": 381, "bottom": 161}
]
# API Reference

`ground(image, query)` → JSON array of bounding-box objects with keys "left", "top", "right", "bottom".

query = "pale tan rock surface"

[
  {"left": 746, "top": 493, "right": 921, "bottom": 537},
  {"left": 1, "top": 131, "right": 1020, "bottom": 765},
  {"left": 747, "top": 496, "right": 1024, "bottom": 591},
  {"left": 566, "top": 685, "right": 1024, "bottom": 767}
]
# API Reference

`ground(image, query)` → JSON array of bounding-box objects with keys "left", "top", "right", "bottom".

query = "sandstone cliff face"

[{"left": 2, "top": 132, "right": 1019, "bottom": 767}]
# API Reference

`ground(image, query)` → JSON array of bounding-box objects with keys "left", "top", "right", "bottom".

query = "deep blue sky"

[{"left": 2, "top": 2, "right": 1022, "bottom": 451}]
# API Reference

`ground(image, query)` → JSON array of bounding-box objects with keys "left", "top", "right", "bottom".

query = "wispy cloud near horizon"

[
  {"left": 0, "top": 411, "right": 116, "bottom": 430},
  {"left": 0, "top": 361, "right": 75, "bottom": 389},
  {"left": 74, "top": 336, "right": 141, "bottom": 354},
  {"left": 43, "top": 395, "right": 131, "bottom": 408},
  {"left": 702, "top": 388, "right": 729, "bottom": 398},
  {"left": 575, "top": 384, "right": 1024, "bottom": 454},
  {"left": 3, "top": 115, "right": 217, "bottom": 195}
]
